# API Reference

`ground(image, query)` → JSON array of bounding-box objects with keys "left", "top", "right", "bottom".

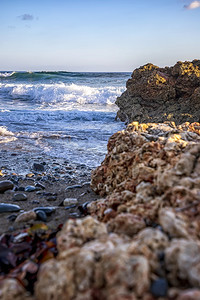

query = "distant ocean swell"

[{"left": 0, "top": 71, "right": 130, "bottom": 81}]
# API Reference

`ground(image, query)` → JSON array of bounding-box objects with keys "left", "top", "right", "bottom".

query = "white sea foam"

[
  {"left": 0, "top": 126, "right": 14, "bottom": 136},
  {"left": 0, "top": 126, "right": 17, "bottom": 144},
  {"left": 0, "top": 72, "right": 15, "bottom": 77},
  {"left": 0, "top": 82, "right": 124, "bottom": 110}
]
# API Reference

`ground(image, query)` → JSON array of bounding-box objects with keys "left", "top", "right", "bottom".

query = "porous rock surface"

[
  {"left": 33, "top": 121, "right": 200, "bottom": 299},
  {"left": 116, "top": 60, "right": 200, "bottom": 124}
]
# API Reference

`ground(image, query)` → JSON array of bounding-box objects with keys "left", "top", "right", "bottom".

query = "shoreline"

[
  {"left": 0, "top": 149, "right": 101, "bottom": 234},
  {"left": 0, "top": 121, "right": 200, "bottom": 299}
]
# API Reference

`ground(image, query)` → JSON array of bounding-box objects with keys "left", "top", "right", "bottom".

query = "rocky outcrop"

[
  {"left": 116, "top": 60, "right": 200, "bottom": 124},
  {"left": 33, "top": 122, "right": 200, "bottom": 300}
]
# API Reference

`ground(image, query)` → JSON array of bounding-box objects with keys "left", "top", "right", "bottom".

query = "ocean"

[{"left": 0, "top": 71, "right": 130, "bottom": 171}]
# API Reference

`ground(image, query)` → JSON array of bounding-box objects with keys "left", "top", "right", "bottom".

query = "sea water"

[{"left": 0, "top": 71, "right": 130, "bottom": 169}]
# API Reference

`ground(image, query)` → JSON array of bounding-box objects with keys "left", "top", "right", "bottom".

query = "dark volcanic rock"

[{"left": 116, "top": 60, "right": 200, "bottom": 124}]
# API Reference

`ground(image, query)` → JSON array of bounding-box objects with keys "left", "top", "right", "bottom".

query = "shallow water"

[{"left": 0, "top": 71, "right": 130, "bottom": 169}]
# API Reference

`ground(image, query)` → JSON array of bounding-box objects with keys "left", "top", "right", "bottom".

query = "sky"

[{"left": 0, "top": 0, "right": 200, "bottom": 71}]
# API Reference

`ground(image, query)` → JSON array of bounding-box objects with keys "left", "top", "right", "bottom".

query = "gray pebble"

[
  {"left": 46, "top": 196, "right": 57, "bottom": 201},
  {"left": 0, "top": 203, "right": 21, "bottom": 213},
  {"left": 65, "top": 184, "right": 82, "bottom": 190},
  {"left": 36, "top": 210, "right": 47, "bottom": 222},
  {"left": 25, "top": 185, "right": 36, "bottom": 192},
  {"left": 7, "top": 214, "right": 17, "bottom": 222},
  {"left": 35, "top": 182, "right": 45, "bottom": 189},
  {"left": 31, "top": 200, "right": 40, "bottom": 204},
  {"left": 32, "top": 163, "right": 45, "bottom": 172},
  {"left": 13, "top": 193, "right": 27, "bottom": 201},
  {"left": 18, "top": 186, "right": 25, "bottom": 191},
  {"left": 69, "top": 212, "right": 81, "bottom": 218},
  {"left": 150, "top": 278, "right": 168, "bottom": 298},
  {"left": 34, "top": 206, "right": 56, "bottom": 215}
]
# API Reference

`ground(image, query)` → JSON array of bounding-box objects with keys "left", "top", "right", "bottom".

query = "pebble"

[
  {"left": 18, "top": 186, "right": 25, "bottom": 191},
  {"left": 69, "top": 212, "right": 81, "bottom": 218},
  {"left": 0, "top": 203, "right": 21, "bottom": 213},
  {"left": 31, "top": 200, "right": 40, "bottom": 204},
  {"left": 150, "top": 278, "right": 168, "bottom": 298},
  {"left": 4, "top": 189, "right": 14, "bottom": 195},
  {"left": 0, "top": 180, "right": 14, "bottom": 193},
  {"left": 36, "top": 191, "right": 43, "bottom": 195},
  {"left": 43, "top": 192, "right": 57, "bottom": 196},
  {"left": 15, "top": 210, "right": 37, "bottom": 223},
  {"left": 46, "top": 196, "right": 57, "bottom": 201},
  {"left": 25, "top": 185, "right": 36, "bottom": 192},
  {"left": 32, "top": 163, "right": 45, "bottom": 172},
  {"left": 63, "top": 198, "right": 78, "bottom": 206},
  {"left": 78, "top": 202, "right": 89, "bottom": 215},
  {"left": 65, "top": 204, "right": 77, "bottom": 210},
  {"left": 35, "top": 182, "right": 45, "bottom": 189},
  {"left": 65, "top": 184, "right": 82, "bottom": 190},
  {"left": 13, "top": 193, "right": 27, "bottom": 201},
  {"left": 36, "top": 210, "right": 47, "bottom": 222},
  {"left": 33, "top": 206, "right": 56, "bottom": 215},
  {"left": 13, "top": 232, "right": 29, "bottom": 243},
  {"left": 7, "top": 214, "right": 17, "bottom": 222},
  {"left": 81, "top": 182, "right": 91, "bottom": 187}
]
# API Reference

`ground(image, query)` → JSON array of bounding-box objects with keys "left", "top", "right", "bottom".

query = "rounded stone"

[
  {"left": 7, "top": 214, "right": 17, "bottom": 222},
  {"left": 46, "top": 196, "right": 57, "bottom": 201},
  {"left": 25, "top": 185, "right": 36, "bottom": 192},
  {"left": 32, "top": 163, "right": 45, "bottom": 172},
  {"left": 34, "top": 207, "right": 56, "bottom": 215},
  {"left": 63, "top": 198, "right": 78, "bottom": 206},
  {"left": 150, "top": 278, "right": 168, "bottom": 298},
  {"left": 15, "top": 210, "right": 37, "bottom": 223},
  {"left": 13, "top": 193, "right": 27, "bottom": 201},
  {"left": 36, "top": 210, "right": 47, "bottom": 222},
  {"left": 0, "top": 180, "right": 14, "bottom": 193},
  {"left": 0, "top": 203, "right": 21, "bottom": 213},
  {"left": 18, "top": 186, "right": 25, "bottom": 191},
  {"left": 35, "top": 182, "right": 45, "bottom": 189}
]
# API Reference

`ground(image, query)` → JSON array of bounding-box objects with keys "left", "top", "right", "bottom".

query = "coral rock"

[{"left": 0, "top": 279, "right": 33, "bottom": 300}]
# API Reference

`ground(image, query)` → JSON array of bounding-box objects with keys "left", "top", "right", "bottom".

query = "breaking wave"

[{"left": 0, "top": 82, "right": 125, "bottom": 109}]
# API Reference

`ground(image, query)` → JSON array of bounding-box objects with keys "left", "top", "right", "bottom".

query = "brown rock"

[
  {"left": 35, "top": 217, "right": 150, "bottom": 300},
  {"left": 15, "top": 210, "right": 37, "bottom": 223},
  {"left": 0, "top": 180, "right": 14, "bottom": 193},
  {"left": 0, "top": 279, "right": 34, "bottom": 300},
  {"left": 107, "top": 213, "right": 146, "bottom": 236},
  {"left": 116, "top": 60, "right": 200, "bottom": 124},
  {"left": 32, "top": 121, "right": 200, "bottom": 298},
  {"left": 57, "top": 216, "right": 107, "bottom": 252},
  {"left": 176, "top": 289, "right": 200, "bottom": 300},
  {"left": 165, "top": 239, "right": 200, "bottom": 287}
]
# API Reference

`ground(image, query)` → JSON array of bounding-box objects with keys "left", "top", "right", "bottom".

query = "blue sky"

[{"left": 0, "top": 0, "right": 200, "bottom": 71}]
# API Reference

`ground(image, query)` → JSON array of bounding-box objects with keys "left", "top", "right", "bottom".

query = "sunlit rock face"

[{"left": 116, "top": 60, "right": 200, "bottom": 124}]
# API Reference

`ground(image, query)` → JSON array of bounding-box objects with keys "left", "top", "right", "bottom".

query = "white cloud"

[
  {"left": 18, "top": 14, "right": 34, "bottom": 21},
  {"left": 184, "top": 1, "right": 200, "bottom": 9}
]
